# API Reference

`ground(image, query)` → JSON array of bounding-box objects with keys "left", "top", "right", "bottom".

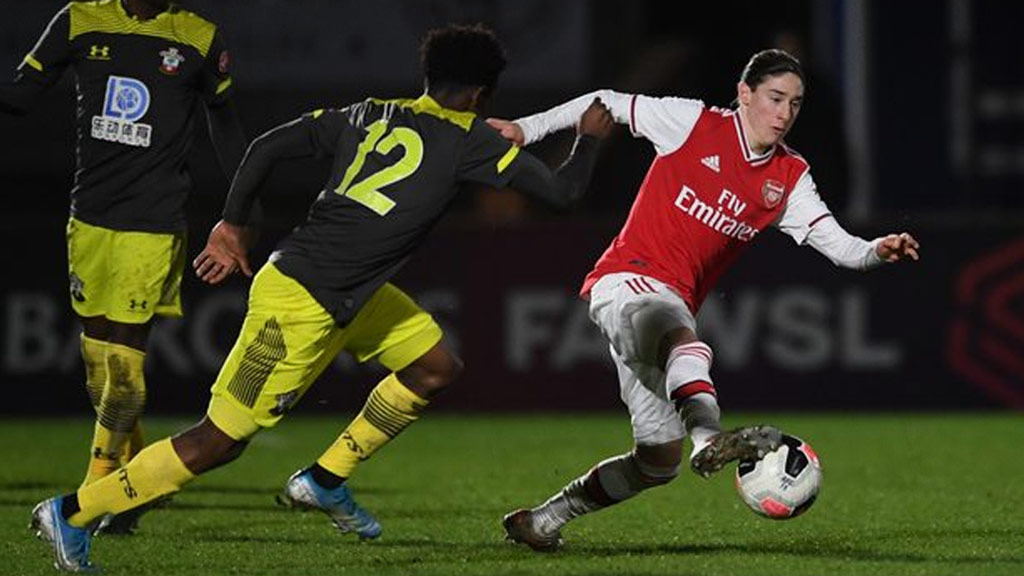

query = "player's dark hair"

[
  {"left": 420, "top": 23, "right": 507, "bottom": 95},
  {"left": 740, "top": 49, "right": 805, "bottom": 89}
]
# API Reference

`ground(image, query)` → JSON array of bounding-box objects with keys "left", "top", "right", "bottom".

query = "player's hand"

[
  {"left": 875, "top": 232, "right": 920, "bottom": 262},
  {"left": 193, "top": 220, "right": 253, "bottom": 284},
  {"left": 578, "top": 97, "right": 614, "bottom": 140},
  {"left": 485, "top": 117, "right": 525, "bottom": 147}
]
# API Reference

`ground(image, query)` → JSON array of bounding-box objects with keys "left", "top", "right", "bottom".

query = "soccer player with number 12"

[{"left": 28, "top": 23, "right": 614, "bottom": 572}]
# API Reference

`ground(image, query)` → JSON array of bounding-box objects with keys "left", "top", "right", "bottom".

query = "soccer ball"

[{"left": 735, "top": 433, "right": 822, "bottom": 519}]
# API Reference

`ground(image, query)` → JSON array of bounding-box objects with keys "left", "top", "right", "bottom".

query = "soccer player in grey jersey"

[
  {"left": 29, "top": 23, "right": 614, "bottom": 572},
  {"left": 2, "top": 0, "right": 248, "bottom": 536}
]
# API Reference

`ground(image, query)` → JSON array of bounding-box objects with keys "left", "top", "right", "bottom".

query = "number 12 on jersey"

[{"left": 334, "top": 119, "right": 424, "bottom": 216}]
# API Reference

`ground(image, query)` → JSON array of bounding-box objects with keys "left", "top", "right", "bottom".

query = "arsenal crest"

[
  {"left": 762, "top": 179, "right": 785, "bottom": 208},
  {"left": 158, "top": 47, "right": 185, "bottom": 75}
]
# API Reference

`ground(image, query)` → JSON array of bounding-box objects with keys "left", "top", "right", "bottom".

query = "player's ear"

[{"left": 737, "top": 81, "right": 751, "bottom": 107}]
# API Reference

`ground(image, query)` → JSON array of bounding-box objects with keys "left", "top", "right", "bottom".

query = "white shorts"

[{"left": 588, "top": 273, "right": 698, "bottom": 446}]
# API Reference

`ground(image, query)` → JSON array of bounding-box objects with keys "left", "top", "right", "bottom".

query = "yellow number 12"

[{"left": 334, "top": 119, "right": 424, "bottom": 216}]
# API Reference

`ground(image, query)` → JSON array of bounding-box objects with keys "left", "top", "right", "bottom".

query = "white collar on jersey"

[{"left": 728, "top": 110, "right": 776, "bottom": 166}]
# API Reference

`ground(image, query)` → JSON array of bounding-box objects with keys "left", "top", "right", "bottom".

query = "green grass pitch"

[{"left": 2, "top": 413, "right": 1022, "bottom": 575}]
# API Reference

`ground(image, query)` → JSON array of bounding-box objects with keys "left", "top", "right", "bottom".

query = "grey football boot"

[{"left": 690, "top": 425, "right": 783, "bottom": 478}]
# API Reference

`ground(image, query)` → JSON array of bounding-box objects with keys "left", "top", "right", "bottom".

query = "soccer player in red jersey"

[{"left": 490, "top": 49, "right": 920, "bottom": 550}]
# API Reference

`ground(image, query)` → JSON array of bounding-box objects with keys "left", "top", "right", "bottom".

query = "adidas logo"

[{"left": 701, "top": 155, "right": 720, "bottom": 173}]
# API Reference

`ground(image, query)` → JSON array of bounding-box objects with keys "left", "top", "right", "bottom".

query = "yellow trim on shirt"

[
  {"left": 69, "top": 0, "right": 217, "bottom": 57},
  {"left": 371, "top": 94, "right": 476, "bottom": 132},
  {"left": 496, "top": 145, "right": 520, "bottom": 174},
  {"left": 23, "top": 54, "right": 44, "bottom": 72},
  {"left": 215, "top": 77, "right": 232, "bottom": 95}
]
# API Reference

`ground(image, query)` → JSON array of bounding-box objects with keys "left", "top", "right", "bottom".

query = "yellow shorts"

[
  {"left": 207, "top": 263, "right": 443, "bottom": 440},
  {"left": 66, "top": 218, "right": 185, "bottom": 324}
]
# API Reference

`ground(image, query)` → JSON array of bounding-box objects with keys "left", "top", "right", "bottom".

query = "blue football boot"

[
  {"left": 276, "top": 469, "right": 382, "bottom": 540},
  {"left": 30, "top": 496, "right": 98, "bottom": 573}
]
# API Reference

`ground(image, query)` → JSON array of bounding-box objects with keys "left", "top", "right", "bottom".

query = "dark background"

[{"left": 1, "top": 0, "right": 1021, "bottom": 415}]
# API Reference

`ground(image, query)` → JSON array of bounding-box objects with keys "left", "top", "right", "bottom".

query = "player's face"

[{"left": 738, "top": 72, "right": 804, "bottom": 151}]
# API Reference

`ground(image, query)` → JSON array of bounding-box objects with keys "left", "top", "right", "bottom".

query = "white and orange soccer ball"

[{"left": 735, "top": 433, "right": 822, "bottom": 519}]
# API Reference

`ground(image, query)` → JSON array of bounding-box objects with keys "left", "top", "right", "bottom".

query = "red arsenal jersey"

[
  {"left": 516, "top": 89, "right": 872, "bottom": 313},
  {"left": 580, "top": 99, "right": 812, "bottom": 313}
]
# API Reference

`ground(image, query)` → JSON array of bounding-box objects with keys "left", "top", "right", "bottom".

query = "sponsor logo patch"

[{"left": 91, "top": 76, "right": 153, "bottom": 148}]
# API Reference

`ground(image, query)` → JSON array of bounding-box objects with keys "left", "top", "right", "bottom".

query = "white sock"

[
  {"left": 664, "top": 341, "right": 715, "bottom": 400},
  {"left": 679, "top": 392, "right": 722, "bottom": 459},
  {"left": 531, "top": 453, "right": 678, "bottom": 534},
  {"left": 664, "top": 341, "right": 722, "bottom": 459}
]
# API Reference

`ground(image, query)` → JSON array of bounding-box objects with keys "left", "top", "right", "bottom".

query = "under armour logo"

[
  {"left": 88, "top": 45, "right": 111, "bottom": 60},
  {"left": 93, "top": 447, "right": 118, "bottom": 460},
  {"left": 129, "top": 299, "right": 148, "bottom": 310}
]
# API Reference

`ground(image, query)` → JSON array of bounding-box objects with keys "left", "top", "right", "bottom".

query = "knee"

[
  {"left": 172, "top": 418, "right": 248, "bottom": 474},
  {"left": 634, "top": 456, "right": 681, "bottom": 488},
  {"left": 81, "top": 317, "right": 113, "bottom": 341},
  {"left": 421, "top": 353, "right": 464, "bottom": 395},
  {"left": 632, "top": 444, "right": 683, "bottom": 487},
  {"left": 109, "top": 322, "right": 153, "bottom": 352},
  {"left": 399, "top": 348, "right": 463, "bottom": 399}
]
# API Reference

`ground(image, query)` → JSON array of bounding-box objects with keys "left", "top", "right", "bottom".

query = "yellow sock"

[
  {"left": 83, "top": 425, "right": 121, "bottom": 486},
  {"left": 82, "top": 343, "right": 146, "bottom": 486},
  {"left": 70, "top": 438, "right": 195, "bottom": 528},
  {"left": 317, "top": 373, "right": 428, "bottom": 479},
  {"left": 80, "top": 335, "right": 112, "bottom": 485},
  {"left": 123, "top": 422, "right": 146, "bottom": 465},
  {"left": 80, "top": 334, "right": 108, "bottom": 410}
]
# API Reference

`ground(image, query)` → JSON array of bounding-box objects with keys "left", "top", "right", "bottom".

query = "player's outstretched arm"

[
  {"left": 799, "top": 217, "right": 921, "bottom": 271},
  {"left": 777, "top": 172, "right": 920, "bottom": 270},
  {"left": 505, "top": 99, "right": 614, "bottom": 209},
  {"left": 487, "top": 89, "right": 632, "bottom": 146}
]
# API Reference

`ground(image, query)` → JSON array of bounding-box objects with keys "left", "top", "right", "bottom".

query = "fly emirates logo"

[{"left": 674, "top": 185, "right": 758, "bottom": 242}]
